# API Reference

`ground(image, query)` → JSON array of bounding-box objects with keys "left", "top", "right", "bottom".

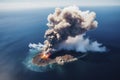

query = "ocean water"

[{"left": 0, "top": 6, "right": 120, "bottom": 80}]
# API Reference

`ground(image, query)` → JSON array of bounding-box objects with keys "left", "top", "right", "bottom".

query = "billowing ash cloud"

[
  {"left": 29, "top": 6, "right": 106, "bottom": 54},
  {"left": 41, "top": 6, "right": 106, "bottom": 54}
]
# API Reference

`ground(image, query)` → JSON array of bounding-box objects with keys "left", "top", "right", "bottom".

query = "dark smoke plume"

[
  {"left": 42, "top": 6, "right": 102, "bottom": 53},
  {"left": 29, "top": 6, "right": 106, "bottom": 54}
]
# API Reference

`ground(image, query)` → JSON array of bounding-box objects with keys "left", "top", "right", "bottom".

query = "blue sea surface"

[{"left": 0, "top": 7, "right": 120, "bottom": 80}]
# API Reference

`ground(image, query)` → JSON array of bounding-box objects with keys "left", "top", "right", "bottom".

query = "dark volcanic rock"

[{"left": 32, "top": 51, "right": 79, "bottom": 66}]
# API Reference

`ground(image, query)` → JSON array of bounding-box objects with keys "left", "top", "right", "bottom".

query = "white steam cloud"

[{"left": 58, "top": 34, "right": 106, "bottom": 52}]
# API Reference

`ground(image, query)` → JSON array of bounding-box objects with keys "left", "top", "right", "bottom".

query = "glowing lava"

[{"left": 39, "top": 53, "right": 51, "bottom": 60}]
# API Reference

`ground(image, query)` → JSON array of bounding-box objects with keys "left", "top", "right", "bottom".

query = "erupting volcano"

[{"left": 26, "top": 6, "right": 106, "bottom": 71}]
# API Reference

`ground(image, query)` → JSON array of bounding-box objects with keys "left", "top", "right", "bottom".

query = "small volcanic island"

[{"left": 32, "top": 51, "right": 79, "bottom": 67}]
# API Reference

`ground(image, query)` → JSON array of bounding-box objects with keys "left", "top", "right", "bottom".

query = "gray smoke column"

[{"left": 41, "top": 6, "right": 106, "bottom": 54}]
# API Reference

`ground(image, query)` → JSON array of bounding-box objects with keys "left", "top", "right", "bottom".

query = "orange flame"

[{"left": 40, "top": 53, "right": 51, "bottom": 59}]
